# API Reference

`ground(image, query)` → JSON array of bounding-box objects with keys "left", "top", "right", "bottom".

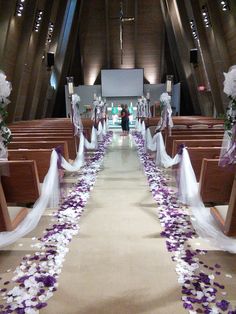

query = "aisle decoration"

[
  {"left": 0, "top": 132, "right": 113, "bottom": 314},
  {"left": 219, "top": 66, "right": 236, "bottom": 167},
  {"left": 0, "top": 71, "right": 12, "bottom": 160},
  {"left": 0, "top": 150, "right": 60, "bottom": 248},
  {"left": 92, "top": 96, "right": 106, "bottom": 123},
  {"left": 84, "top": 126, "right": 98, "bottom": 150},
  {"left": 136, "top": 96, "right": 150, "bottom": 118},
  {"left": 155, "top": 92, "right": 173, "bottom": 133},
  {"left": 71, "top": 93, "right": 82, "bottom": 136},
  {"left": 132, "top": 131, "right": 236, "bottom": 314}
]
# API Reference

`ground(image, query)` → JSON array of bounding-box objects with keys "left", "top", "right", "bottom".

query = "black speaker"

[
  {"left": 47, "top": 52, "right": 54, "bottom": 67},
  {"left": 190, "top": 49, "right": 198, "bottom": 64}
]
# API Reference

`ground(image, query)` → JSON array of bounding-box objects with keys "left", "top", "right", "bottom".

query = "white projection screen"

[{"left": 101, "top": 69, "right": 144, "bottom": 97}]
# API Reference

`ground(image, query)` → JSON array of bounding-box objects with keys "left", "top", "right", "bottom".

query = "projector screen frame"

[{"left": 101, "top": 68, "right": 144, "bottom": 97}]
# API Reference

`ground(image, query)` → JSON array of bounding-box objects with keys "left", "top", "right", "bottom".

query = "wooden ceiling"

[{"left": 78, "top": 0, "right": 165, "bottom": 84}]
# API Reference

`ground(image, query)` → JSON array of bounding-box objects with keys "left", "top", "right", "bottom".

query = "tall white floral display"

[
  {"left": 71, "top": 93, "right": 82, "bottom": 136},
  {"left": 136, "top": 96, "right": 150, "bottom": 118},
  {"left": 0, "top": 71, "right": 12, "bottom": 160},
  {"left": 219, "top": 66, "right": 236, "bottom": 166},
  {"left": 155, "top": 92, "right": 173, "bottom": 133}
]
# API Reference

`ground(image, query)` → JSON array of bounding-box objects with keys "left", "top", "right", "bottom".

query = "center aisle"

[{"left": 43, "top": 132, "right": 185, "bottom": 314}]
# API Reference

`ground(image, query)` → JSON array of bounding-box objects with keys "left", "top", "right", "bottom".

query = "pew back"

[
  {"left": 0, "top": 160, "right": 40, "bottom": 204},
  {"left": 199, "top": 159, "right": 235, "bottom": 204},
  {"left": 8, "top": 141, "right": 69, "bottom": 160},
  {"left": 172, "top": 139, "right": 223, "bottom": 157},
  {"left": 8, "top": 149, "right": 52, "bottom": 182}
]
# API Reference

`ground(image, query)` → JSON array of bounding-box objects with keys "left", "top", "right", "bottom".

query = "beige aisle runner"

[{"left": 43, "top": 132, "right": 185, "bottom": 314}]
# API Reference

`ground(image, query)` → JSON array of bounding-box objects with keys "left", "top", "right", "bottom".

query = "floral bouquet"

[
  {"left": 0, "top": 71, "right": 12, "bottom": 159},
  {"left": 71, "top": 93, "right": 83, "bottom": 135},
  {"left": 223, "top": 66, "right": 236, "bottom": 137},
  {"left": 160, "top": 92, "right": 171, "bottom": 106},
  {"left": 219, "top": 66, "right": 236, "bottom": 166},
  {"left": 155, "top": 92, "right": 173, "bottom": 133}
]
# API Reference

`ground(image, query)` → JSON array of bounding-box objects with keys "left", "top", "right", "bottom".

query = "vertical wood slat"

[{"left": 7, "top": 0, "right": 38, "bottom": 122}]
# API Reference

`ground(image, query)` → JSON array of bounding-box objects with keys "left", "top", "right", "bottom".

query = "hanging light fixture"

[
  {"left": 201, "top": 5, "right": 211, "bottom": 28},
  {"left": 46, "top": 22, "right": 54, "bottom": 43},
  {"left": 15, "top": 0, "right": 25, "bottom": 17},
  {"left": 33, "top": 10, "right": 43, "bottom": 32},
  {"left": 220, "top": 0, "right": 230, "bottom": 11},
  {"left": 190, "top": 19, "right": 198, "bottom": 39}
]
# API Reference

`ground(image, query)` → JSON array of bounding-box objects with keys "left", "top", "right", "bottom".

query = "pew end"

[
  {"left": 211, "top": 174, "right": 236, "bottom": 236},
  {"left": 0, "top": 183, "right": 28, "bottom": 232},
  {"left": 0, "top": 160, "right": 41, "bottom": 205},
  {"left": 8, "top": 149, "right": 52, "bottom": 182},
  {"left": 199, "top": 159, "right": 235, "bottom": 204}
]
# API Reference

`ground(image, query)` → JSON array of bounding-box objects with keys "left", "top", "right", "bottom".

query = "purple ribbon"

[
  {"left": 177, "top": 143, "right": 185, "bottom": 155},
  {"left": 55, "top": 146, "right": 62, "bottom": 169}
]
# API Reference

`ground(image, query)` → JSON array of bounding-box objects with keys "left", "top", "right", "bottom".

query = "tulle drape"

[
  {"left": 0, "top": 150, "right": 60, "bottom": 248},
  {"left": 84, "top": 126, "right": 98, "bottom": 150},
  {"left": 146, "top": 128, "right": 157, "bottom": 151},
  {"left": 155, "top": 132, "right": 181, "bottom": 167},
  {"left": 178, "top": 148, "right": 236, "bottom": 253},
  {"left": 61, "top": 132, "right": 85, "bottom": 171},
  {"left": 97, "top": 121, "right": 103, "bottom": 141}
]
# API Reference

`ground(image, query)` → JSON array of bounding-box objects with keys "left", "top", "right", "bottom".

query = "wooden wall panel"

[
  {"left": 78, "top": 0, "right": 164, "bottom": 84},
  {"left": 80, "top": 0, "right": 107, "bottom": 84},
  {"left": 136, "top": 0, "right": 164, "bottom": 83},
  {"left": 218, "top": 4, "right": 236, "bottom": 64}
]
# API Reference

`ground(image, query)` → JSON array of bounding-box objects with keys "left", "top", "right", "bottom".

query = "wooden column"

[
  {"left": 190, "top": 0, "right": 225, "bottom": 115},
  {"left": 22, "top": 0, "right": 54, "bottom": 120},
  {"left": 0, "top": 1, "right": 16, "bottom": 69},
  {"left": 46, "top": 0, "right": 80, "bottom": 117},
  {"left": 39, "top": 0, "right": 68, "bottom": 118},
  {"left": 160, "top": 0, "right": 200, "bottom": 115},
  {"left": 7, "top": 0, "right": 38, "bottom": 122}
]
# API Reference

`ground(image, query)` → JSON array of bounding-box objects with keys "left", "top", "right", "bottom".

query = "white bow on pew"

[
  {"left": 61, "top": 132, "right": 85, "bottom": 171},
  {"left": 155, "top": 131, "right": 181, "bottom": 168},
  {"left": 97, "top": 121, "right": 103, "bottom": 141},
  {"left": 84, "top": 126, "right": 98, "bottom": 150}
]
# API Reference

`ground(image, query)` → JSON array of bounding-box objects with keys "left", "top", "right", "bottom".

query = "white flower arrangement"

[
  {"left": 71, "top": 93, "right": 80, "bottom": 106},
  {"left": 0, "top": 71, "right": 12, "bottom": 103},
  {"left": 223, "top": 66, "right": 236, "bottom": 136},
  {"left": 0, "top": 71, "right": 12, "bottom": 156},
  {"left": 160, "top": 92, "right": 171, "bottom": 106}
]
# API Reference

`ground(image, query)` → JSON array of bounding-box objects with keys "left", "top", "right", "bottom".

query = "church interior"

[{"left": 0, "top": 0, "right": 236, "bottom": 313}]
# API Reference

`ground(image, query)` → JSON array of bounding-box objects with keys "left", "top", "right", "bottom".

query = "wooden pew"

[
  {"left": 199, "top": 159, "right": 235, "bottom": 204},
  {"left": 0, "top": 160, "right": 41, "bottom": 231},
  {"left": 7, "top": 149, "right": 52, "bottom": 182},
  {"left": 0, "top": 183, "right": 28, "bottom": 232},
  {"left": 145, "top": 116, "right": 224, "bottom": 128},
  {"left": 9, "top": 117, "right": 94, "bottom": 142},
  {"left": 187, "top": 147, "right": 221, "bottom": 181},
  {"left": 172, "top": 139, "right": 223, "bottom": 157},
  {"left": 0, "top": 160, "right": 40, "bottom": 204},
  {"left": 8, "top": 141, "right": 69, "bottom": 160},
  {"left": 166, "top": 134, "right": 223, "bottom": 156},
  {"left": 211, "top": 174, "right": 236, "bottom": 236},
  {"left": 11, "top": 136, "right": 77, "bottom": 159},
  {"left": 10, "top": 129, "right": 73, "bottom": 134},
  {"left": 8, "top": 118, "right": 73, "bottom": 128}
]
